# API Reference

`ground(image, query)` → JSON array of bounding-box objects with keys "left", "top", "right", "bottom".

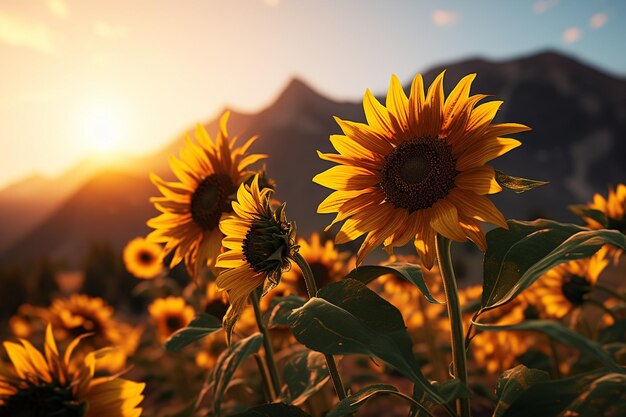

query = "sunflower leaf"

[
  {"left": 164, "top": 313, "right": 222, "bottom": 352},
  {"left": 326, "top": 384, "right": 402, "bottom": 417},
  {"left": 492, "top": 368, "right": 612, "bottom": 417},
  {"left": 493, "top": 365, "right": 550, "bottom": 417},
  {"left": 473, "top": 320, "right": 623, "bottom": 373},
  {"left": 209, "top": 333, "right": 263, "bottom": 417},
  {"left": 481, "top": 219, "right": 626, "bottom": 311},
  {"left": 278, "top": 349, "right": 330, "bottom": 406},
  {"left": 569, "top": 205, "right": 609, "bottom": 228},
  {"left": 494, "top": 170, "right": 548, "bottom": 193},
  {"left": 344, "top": 263, "right": 442, "bottom": 304},
  {"left": 287, "top": 279, "right": 445, "bottom": 404},
  {"left": 263, "top": 295, "right": 307, "bottom": 328},
  {"left": 230, "top": 403, "right": 312, "bottom": 417}
]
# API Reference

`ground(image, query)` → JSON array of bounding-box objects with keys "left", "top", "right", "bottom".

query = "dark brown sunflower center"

[
  {"left": 166, "top": 315, "right": 185, "bottom": 332},
  {"left": 0, "top": 382, "right": 86, "bottom": 417},
  {"left": 379, "top": 136, "right": 457, "bottom": 212},
  {"left": 190, "top": 173, "right": 236, "bottom": 231},
  {"left": 138, "top": 250, "right": 154, "bottom": 265},
  {"left": 562, "top": 274, "right": 592, "bottom": 306},
  {"left": 242, "top": 219, "right": 291, "bottom": 274}
]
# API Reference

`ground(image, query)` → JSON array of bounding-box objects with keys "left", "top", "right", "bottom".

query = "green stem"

[
  {"left": 253, "top": 354, "right": 275, "bottom": 401},
  {"left": 436, "top": 235, "right": 471, "bottom": 417},
  {"left": 251, "top": 289, "right": 281, "bottom": 399},
  {"left": 292, "top": 252, "right": 347, "bottom": 400}
]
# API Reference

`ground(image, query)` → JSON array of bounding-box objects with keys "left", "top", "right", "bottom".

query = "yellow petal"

[
  {"left": 430, "top": 199, "right": 467, "bottom": 242},
  {"left": 313, "top": 165, "right": 378, "bottom": 191},
  {"left": 456, "top": 137, "right": 521, "bottom": 171},
  {"left": 454, "top": 166, "right": 502, "bottom": 195}
]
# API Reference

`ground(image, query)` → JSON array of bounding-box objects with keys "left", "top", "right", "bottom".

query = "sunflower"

[
  {"left": 281, "top": 233, "right": 353, "bottom": 296},
  {"left": 148, "top": 296, "right": 195, "bottom": 343},
  {"left": 0, "top": 325, "right": 144, "bottom": 417},
  {"left": 123, "top": 237, "right": 164, "bottom": 279},
  {"left": 577, "top": 184, "right": 626, "bottom": 233},
  {"left": 470, "top": 297, "right": 543, "bottom": 374},
  {"left": 527, "top": 247, "right": 610, "bottom": 321},
  {"left": 147, "top": 112, "right": 266, "bottom": 279},
  {"left": 314, "top": 72, "right": 529, "bottom": 268},
  {"left": 44, "top": 295, "right": 141, "bottom": 373},
  {"left": 215, "top": 175, "right": 296, "bottom": 342}
]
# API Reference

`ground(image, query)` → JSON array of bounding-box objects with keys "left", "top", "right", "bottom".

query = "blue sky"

[{"left": 0, "top": 0, "right": 624, "bottom": 188}]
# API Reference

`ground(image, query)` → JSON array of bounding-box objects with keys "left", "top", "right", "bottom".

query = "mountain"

[{"left": 2, "top": 50, "right": 625, "bottom": 263}]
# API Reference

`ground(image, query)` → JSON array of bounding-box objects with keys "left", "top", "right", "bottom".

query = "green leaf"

[
  {"left": 433, "top": 379, "right": 472, "bottom": 403},
  {"left": 230, "top": 403, "right": 311, "bottom": 417},
  {"left": 493, "top": 365, "right": 550, "bottom": 417},
  {"left": 481, "top": 219, "right": 626, "bottom": 311},
  {"left": 569, "top": 205, "right": 609, "bottom": 228},
  {"left": 494, "top": 169, "right": 549, "bottom": 193},
  {"left": 164, "top": 313, "right": 222, "bottom": 352},
  {"left": 326, "top": 384, "right": 410, "bottom": 417},
  {"left": 345, "top": 262, "right": 442, "bottom": 304},
  {"left": 495, "top": 369, "right": 608, "bottom": 417},
  {"left": 563, "top": 373, "right": 626, "bottom": 417},
  {"left": 473, "top": 320, "right": 623, "bottom": 372},
  {"left": 209, "top": 333, "right": 263, "bottom": 417},
  {"left": 279, "top": 349, "right": 330, "bottom": 406},
  {"left": 287, "top": 279, "right": 444, "bottom": 404},
  {"left": 263, "top": 296, "right": 306, "bottom": 328}
]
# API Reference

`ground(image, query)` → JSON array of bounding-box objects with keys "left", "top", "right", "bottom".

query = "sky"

[{"left": 0, "top": 0, "right": 624, "bottom": 189}]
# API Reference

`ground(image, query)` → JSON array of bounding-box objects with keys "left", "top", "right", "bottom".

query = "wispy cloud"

[
  {"left": 432, "top": 9, "right": 460, "bottom": 27},
  {"left": 0, "top": 10, "right": 56, "bottom": 54},
  {"left": 589, "top": 12, "right": 608, "bottom": 29},
  {"left": 533, "top": 0, "right": 558, "bottom": 14},
  {"left": 562, "top": 27, "right": 581, "bottom": 43},
  {"left": 94, "top": 21, "right": 128, "bottom": 39},
  {"left": 45, "top": 0, "right": 69, "bottom": 19}
]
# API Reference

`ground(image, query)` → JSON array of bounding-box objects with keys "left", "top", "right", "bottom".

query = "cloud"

[
  {"left": 45, "top": 0, "right": 69, "bottom": 19},
  {"left": 562, "top": 27, "right": 581, "bottom": 43},
  {"left": 533, "top": 0, "right": 558, "bottom": 14},
  {"left": 589, "top": 12, "right": 608, "bottom": 29},
  {"left": 94, "top": 21, "right": 128, "bottom": 39},
  {"left": 0, "top": 10, "right": 56, "bottom": 54},
  {"left": 432, "top": 9, "right": 460, "bottom": 27},
  {"left": 263, "top": 0, "right": 280, "bottom": 6}
]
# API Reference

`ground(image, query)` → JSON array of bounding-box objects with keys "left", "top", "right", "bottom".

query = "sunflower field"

[{"left": 1, "top": 71, "right": 625, "bottom": 417}]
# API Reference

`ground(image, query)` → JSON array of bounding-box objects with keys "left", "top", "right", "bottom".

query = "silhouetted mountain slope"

[
  {"left": 2, "top": 51, "right": 624, "bottom": 262},
  {"left": 2, "top": 171, "right": 158, "bottom": 262}
]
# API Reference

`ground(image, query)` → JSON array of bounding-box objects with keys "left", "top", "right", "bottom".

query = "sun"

[{"left": 79, "top": 99, "right": 126, "bottom": 154}]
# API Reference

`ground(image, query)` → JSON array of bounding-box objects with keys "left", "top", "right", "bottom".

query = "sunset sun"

[{"left": 79, "top": 100, "right": 126, "bottom": 154}]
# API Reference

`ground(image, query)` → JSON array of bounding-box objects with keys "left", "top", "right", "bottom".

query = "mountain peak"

[{"left": 269, "top": 77, "right": 329, "bottom": 110}]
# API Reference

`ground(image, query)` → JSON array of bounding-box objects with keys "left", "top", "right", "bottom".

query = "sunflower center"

[
  {"left": 379, "top": 136, "right": 457, "bottom": 212},
  {"left": 165, "top": 315, "right": 185, "bottom": 332},
  {"left": 138, "top": 250, "right": 154, "bottom": 265},
  {"left": 191, "top": 173, "right": 236, "bottom": 231},
  {"left": 242, "top": 218, "right": 291, "bottom": 274},
  {"left": 0, "top": 382, "right": 86, "bottom": 417},
  {"left": 561, "top": 274, "right": 592, "bottom": 306}
]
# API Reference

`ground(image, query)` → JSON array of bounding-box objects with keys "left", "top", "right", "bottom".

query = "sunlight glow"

[{"left": 79, "top": 100, "right": 125, "bottom": 155}]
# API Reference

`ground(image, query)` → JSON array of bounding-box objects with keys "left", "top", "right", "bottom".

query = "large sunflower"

[
  {"left": 281, "top": 233, "right": 353, "bottom": 296},
  {"left": 314, "top": 72, "right": 529, "bottom": 268},
  {"left": 123, "top": 237, "right": 164, "bottom": 279},
  {"left": 215, "top": 175, "right": 296, "bottom": 341},
  {"left": 147, "top": 112, "right": 266, "bottom": 279},
  {"left": 0, "top": 325, "right": 144, "bottom": 417}
]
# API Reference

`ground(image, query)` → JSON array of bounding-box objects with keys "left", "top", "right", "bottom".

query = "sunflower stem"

[
  {"left": 251, "top": 289, "right": 281, "bottom": 400},
  {"left": 292, "top": 252, "right": 347, "bottom": 400},
  {"left": 436, "top": 235, "right": 471, "bottom": 417}
]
